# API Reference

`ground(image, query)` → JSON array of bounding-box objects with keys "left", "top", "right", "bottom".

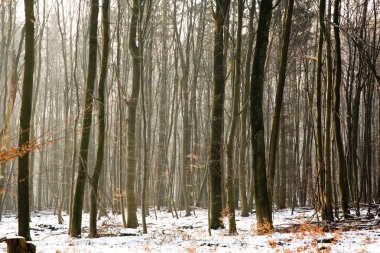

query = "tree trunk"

[
  {"left": 17, "top": 0, "right": 35, "bottom": 240},
  {"left": 89, "top": 0, "right": 109, "bottom": 238},
  {"left": 322, "top": 0, "right": 334, "bottom": 222},
  {"left": 226, "top": 0, "right": 243, "bottom": 235},
  {"left": 70, "top": 0, "right": 99, "bottom": 237},
  {"left": 315, "top": 18, "right": 325, "bottom": 221},
  {"left": 332, "top": 0, "right": 350, "bottom": 217},
  {"left": 126, "top": 0, "right": 142, "bottom": 228},
  {"left": 267, "top": 0, "right": 294, "bottom": 204},
  {"left": 242, "top": 1, "right": 255, "bottom": 216},
  {"left": 250, "top": 0, "right": 273, "bottom": 233},
  {"left": 209, "top": 0, "right": 230, "bottom": 230},
  {"left": 172, "top": 0, "right": 193, "bottom": 215},
  {"left": 56, "top": 0, "right": 69, "bottom": 224},
  {"left": 277, "top": 111, "right": 287, "bottom": 209},
  {"left": 156, "top": 0, "right": 169, "bottom": 210},
  {"left": 315, "top": 0, "right": 334, "bottom": 222}
]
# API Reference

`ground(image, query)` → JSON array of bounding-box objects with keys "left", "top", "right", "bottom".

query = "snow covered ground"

[{"left": 1, "top": 207, "right": 380, "bottom": 252}]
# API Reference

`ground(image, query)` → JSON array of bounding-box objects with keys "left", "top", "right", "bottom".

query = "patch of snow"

[{"left": 0, "top": 208, "right": 379, "bottom": 252}]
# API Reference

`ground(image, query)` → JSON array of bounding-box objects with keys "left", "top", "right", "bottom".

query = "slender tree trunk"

[
  {"left": 243, "top": 1, "right": 255, "bottom": 215},
  {"left": 172, "top": 0, "right": 193, "bottom": 215},
  {"left": 126, "top": 0, "right": 142, "bottom": 228},
  {"left": 316, "top": 0, "right": 333, "bottom": 222},
  {"left": 277, "top": 111, "right": 287, "bottom": 209},
  {"left": 56, "top": 0, "right": 69, "bottom": 224},
  {"left": 68, "top": 0, "right": 82, "bottom": 233},
  {"left": 140, "top": 44, "right": 149, "bottom": 235},
  {"left": 70, "top": 0, "right": 99, "bottom": 237},
  {"left": 17, "top": 0, "right": 35, "bottom": 241},
  {"left": 315, "top": 20, "right": 325, "bottom": 220},
  {"left": 226, "top": 0, "right": 243, "bottom": 235},
  {"left": 156, "top": 0, "right": 169, "bottom": 210},
  {"left": 268, "top": 0, "right": 294, "bottom": 203},
  {"left": 322, "top": 0, "right": 334, "bottom": 222},
  {"left": 332, "top": 0, "right": 350, "bottom": 217},
  {"left": 89, "top": 0, "right": 109, "bottom": 238},
  {"left": 116, "top": 0, "right": 127, "bottom": 227}
]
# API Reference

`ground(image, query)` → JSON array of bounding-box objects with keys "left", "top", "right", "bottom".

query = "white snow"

[{"left": 1, "top": 208, "right": 380, "bottom": 252}]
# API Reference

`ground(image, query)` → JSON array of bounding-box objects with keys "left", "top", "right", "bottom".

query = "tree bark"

[
  {"left": 226, "top": 0, "right": 243, "bottom": 235},
  {"left": 209, "top": 0, "right": 230, "bottom": 230},
  {"left": 332, "top": 0, "right": 350, "bottom": 218},
  {"left": 322, "top": 0, "right": 334, "bottom": 222},
  {"left": 242, "top": 1, "right": 255, "bottom": 216},
  {"left": 70, "top": 0, "right": 99, "bottom": 237},
  {"left": 89, "top": 0, "right": 109, "bottom": 238},
  {"left": 267, "top": 0, "right": 294, "bottom": 204},
  {"left": 277, "top": 111, "right": 287, "bottom": 209},
  {"left": 126, "top": 0, "right": 142, "bottom": 228},
  {"left": 156, "top": 0, "right": 169, "bottom": 210},
  {"left": 17, "top": 0, "right": 35, "bottom": 241},
  {"left": 250, "top": 0, "right": 273, "bottom": 233}
]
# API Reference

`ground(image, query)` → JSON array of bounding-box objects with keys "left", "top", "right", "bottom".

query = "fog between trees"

[{"left": 0, "top": 0, "right": 379, "bottom": 238}]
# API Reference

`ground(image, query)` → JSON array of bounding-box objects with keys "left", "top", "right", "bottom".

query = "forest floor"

[{"left": 1, "top": 206, "right": 380, "bottom": 252}]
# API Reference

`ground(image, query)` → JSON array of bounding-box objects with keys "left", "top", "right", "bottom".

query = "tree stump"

[
  {"left": 5, "top": 236, "right": 36, "bottom": 253},
  {"left": 6, "top": 236, "right": 26, "bottom": 253}
]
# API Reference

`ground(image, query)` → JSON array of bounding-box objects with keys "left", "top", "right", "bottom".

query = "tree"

[
  {"left": 156, "top": 0, "right": 169, "bottom": 210},
  {"left": 241, "top": 0, "right": 255, "bottom": 216},
  {"left": 267, "top": 0, "right": 294, "bottom": 203},
  {"left": 89, "top": 0, "right": 110, "bottom": 238},
  {"left": 70, "top": 0, "right": 99, "bottom": 237},
  {"left": 172, "top": 0, "right": 193, "bottom": 216},
  {"left": 209, "top": 0, "right": 230, "bottom": 230},
  {"left": 250, "top": 0, "right": 273, "bottom": 233},
  {"left": 56, "top": 0, "right": 71, "bottom": 223},
  {"left": 226, "top": 0, "right": 244, "bottom": 235},
  {"left": 126, "top": 0, "right": 142, "bottom": 228},
  {"left": 68, "top": 0, "right": 83, "bottom": 232},
  {"left": 321, "top": 0, "right": 334, "bottom": 222},
  {"left": 332, "top": 0, "right": 350, "bottom": 217},
  {"left": 315, "top": 0, "right": 334, "bottom": 222},
  {"left": 17, "top": 0, "right": 35, "bottom": 241},
  {"left": 344, "top": 0, "right": 368, "bottom": 216}
]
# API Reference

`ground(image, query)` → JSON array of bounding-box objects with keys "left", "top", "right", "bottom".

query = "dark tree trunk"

[
  {"left": 17, "top": 0, "right": 35, "bottom": 241},
  {"left": 322, "top": 0, "right": 334, "bottom": 222},
  {"left": 89, "top": 0, "right": 109, "bottom": 238},
  {"left": 70, "top": 0, "right": 99, "bottom": 237},
  {"left": 316, "top": 0, "right": 334, "bottom": 222},
  {"left": 332, "top": 0, "right": 350, "bottom": 217},
  {"left": 315, "top": 15, "right": 325, "bottom": 221},
  {"left": 250, "top": 0, "right": 273, "bottom": 233},
  {"left": 209, "top": 0, "right": 230, "bottom": 230},
  {"left": 126, "top": 0, "right": 142, "bottom": 228}
]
